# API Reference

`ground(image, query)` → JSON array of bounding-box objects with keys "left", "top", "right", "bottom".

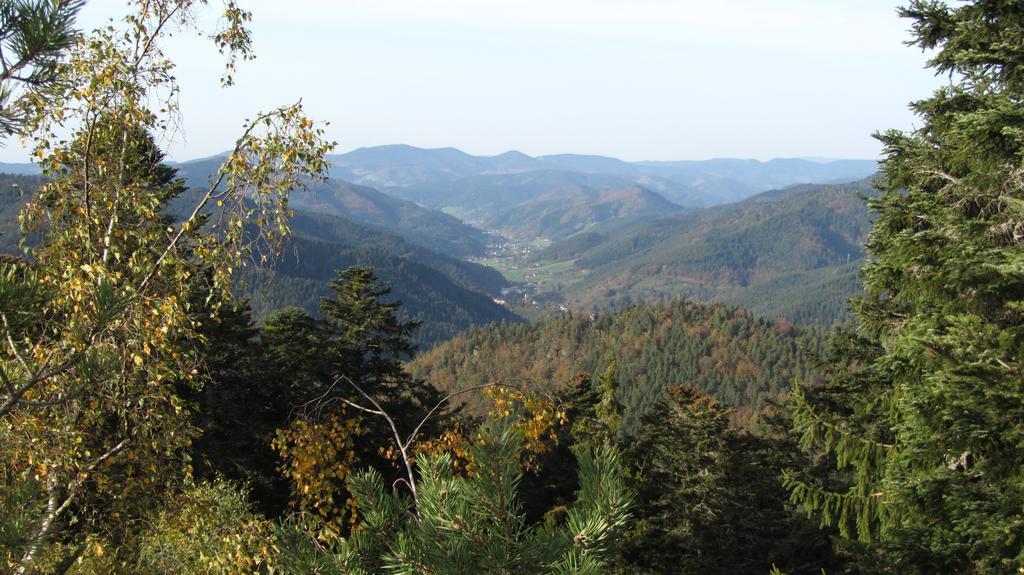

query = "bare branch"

[
  {"left": 401, "top": 379, "right": 533, "bottom": 452},
  {"left": 317, "top": 374, "right": 548, "bottom": 514},
  {"left": 340, "top": 376, "right": 420, "bottom": 505},
  {"left": 920, "top": 168, "right": 961, "bottom": 186},
  {"left": 17, "top": 436, "right": 131, "bottom": 574},
  {"left": 2, "top": 311, "right": 31, "bottom": 372}
]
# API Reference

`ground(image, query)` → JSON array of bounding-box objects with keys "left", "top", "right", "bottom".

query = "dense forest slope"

[
  {"left": 0, "top": 172, "right": 519, "bottom": 347},
  {"left": 410, "top": 299, "right": 824, "bottom": 431},
  {"left": 533, "top": 178, "right": 876, "bottom": 324},
  {"left": 288, "top": 179, "right": 491, "bottom": 257},
  {"left": 243, "top": 209, "right": 521, "bottom": 346},
  {"left": 175, "top": 156, "right": 491, "bottom": 258},
  {"left": 486, "top": 184, "right": 679, "bottom": 240}
]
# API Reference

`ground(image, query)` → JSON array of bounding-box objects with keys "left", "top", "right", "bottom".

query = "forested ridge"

[
  {"left": 177, "top": 156, "right": 493, "bottom": 258},
  {"left": 410, "top": 300, "right": 823, "bottom": 431},
  {"left": 3, "top": 1, "right": 1024, "bottom": 574}
]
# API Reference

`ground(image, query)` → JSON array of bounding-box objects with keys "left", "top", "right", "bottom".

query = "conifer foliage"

[
  {"left": 788, "top": 2, "right": 1024, "bottom": 571},
  {"left": 0, "top": 0, "right": 84, "bottom": 136},
  {"left": 275, "top": 420, "right": 632, "bottom": 575}
]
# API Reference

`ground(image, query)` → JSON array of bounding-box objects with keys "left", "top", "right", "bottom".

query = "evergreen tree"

[
  {"left": 320, "top": 266, "right": 437, "bottom": 421},
  {"left": 187, "top": 297, "right": 293, "bottom": 516},
  {"left": 274, "top": 420, "right": 632, "bottom": 575},
  {"left": 621, "top": 387, "right": 838, "bottom": 575},
  {"left": 520, "top": 364, "right": 623, "bottom": 526},
  {"left": 788, "top": 2, "right": 1024, "bottom": 571},
  {"left": 266, "top": 267, "right": 444, "bottom": 527},
  {"left": 0, "top": 0, "right": 83, "bottom": 136}
]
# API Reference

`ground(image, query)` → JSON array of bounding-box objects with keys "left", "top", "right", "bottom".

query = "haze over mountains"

[
  {"left": 0, "top": 144, "right": 879, "bottom": 344},
  {"left": 327, "top": 145, "right": 877, "bottom": 197},
  {"left": 327, "top": 145, "right": 878, "bottom": 239}
]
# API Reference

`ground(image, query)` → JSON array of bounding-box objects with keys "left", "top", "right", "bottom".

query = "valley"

[
  {"left": 315, "top": 144, "right": 879, "bottom": 326},
  {"left": 0, "top": 146, "right": 878, "bottom": 339},
  {"left": 3, "top": 2, "right": 1016, "bottom": 573}
]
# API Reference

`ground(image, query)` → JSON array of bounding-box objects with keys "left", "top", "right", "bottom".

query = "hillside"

[
  {"left": 392, "top": 170, "right": 683, "bottom": 239},
  {"left": 528, "top": 178, "right": 876, "bottom": 324},
  {"left": 0, "top": 171, "right": 520, "bottom": 348},
  {"left": 174, "top": 155, "right": 491, "bottom": 258},
  {"left": 485, "top": 185, "right": 681, "bottom": 240},
  {"left": 234, "top": 208, "right": 522, "bottom": 347},
  {"left": 288, "top": 179, "right": 491, "bottom": 257},
  {"left": 409, "top": 299, "right": 824, "bottom": 431}
]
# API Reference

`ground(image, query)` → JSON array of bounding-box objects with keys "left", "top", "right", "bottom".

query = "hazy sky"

[{"left": 3, "top": 0, "right": 939, "bottom": 163}]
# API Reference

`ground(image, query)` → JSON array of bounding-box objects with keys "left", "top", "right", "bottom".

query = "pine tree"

[
  {"left": 0, "top": 0, "right": 84, "bottom": 136},
  {"left": 274, "top": 419, "right": 632, "bottom": 575},
  {"left": 788, "top": 2, "right": 1024, "bottom": 571}
]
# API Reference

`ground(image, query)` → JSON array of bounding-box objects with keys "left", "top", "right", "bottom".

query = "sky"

[{"left": 2, "top": 0, "right": 938, "bottom": 163}]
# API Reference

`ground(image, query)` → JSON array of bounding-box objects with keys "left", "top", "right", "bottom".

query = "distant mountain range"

[
  {"left": 0, "top": 146, "right": 879, "bottom": 334},
  {"left": 1, "top": 146, "right": 877, "bottom": 245},
  {"left": 323, "top": 144, "right": 877, "bottom": 241},
  {"left": 328, "top": 143, "right": 876, "bottom": 205},
  {"left": 326, "top": 144, "right": 877, "bottom": 193}
]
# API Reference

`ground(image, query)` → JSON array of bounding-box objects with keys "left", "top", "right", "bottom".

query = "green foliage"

[
  {"left": 517, "top": 366, "right": 622, "bottom": 525},
  {"left": 788, "top": 2, "right": 1024, "bottom": 571},
  {"left": 619, "top": 387, "right": 841, "bottom": 575},
  {"left": 0, "top": 2, "right": 331, "bottom": 573},
  {"left": 186, "top": 297, "right": 293, "bottom": 516},
  {"left": 136, "top": 479, "right": 275, "bottom": 575},
  {"left": 264, "top": 267, "right": 444, "bottom": 526},
  {"left": 274, "top": 420, "right": 632, "bottom": 574},
  {"left": 0, "top": 473, "right": 43, "bottom": 570}
]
